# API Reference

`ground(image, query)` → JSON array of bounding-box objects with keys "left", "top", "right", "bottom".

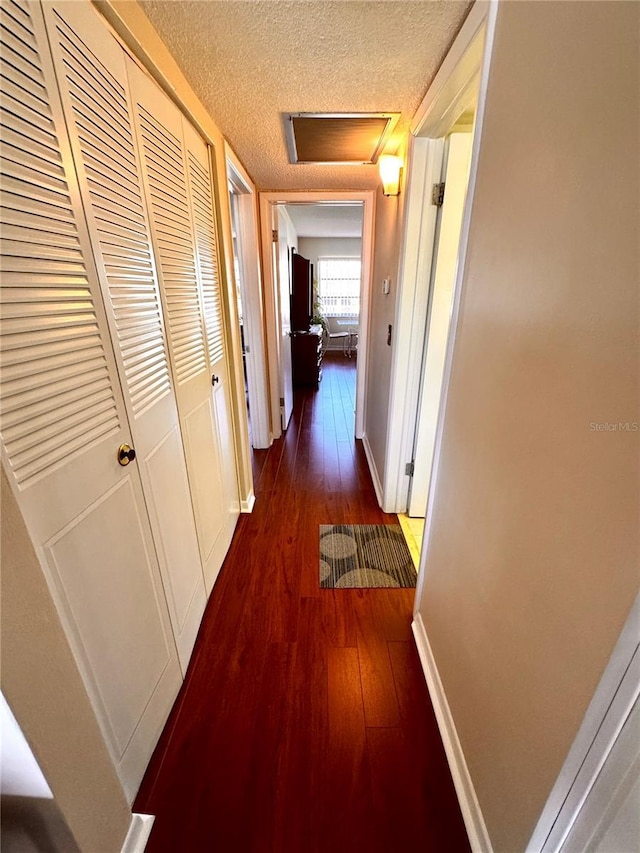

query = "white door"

[
  {"left": 127, "top": 61, "right": 238, "bottom": 593},
  {"left": 275, "top": 206, "right": 294, "bottom": 429},
  {"left": 0, "top": 0, "right": 181, "bottom": 800},
  {"left": 408, "top": 132, "right": 473, "bottom": 517},
  {"left": 43, "top": 0, "right": 207, "bottom": 672}
]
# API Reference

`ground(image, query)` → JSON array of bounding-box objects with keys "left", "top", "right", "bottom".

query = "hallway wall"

[
  {"left": 415, "top": 2, "right": 639, "bottom": 851},
  {"left": 364, "top": 156, "right": 407, "bottom": 487}
]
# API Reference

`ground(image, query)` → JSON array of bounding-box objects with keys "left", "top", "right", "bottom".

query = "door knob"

[
  {"left": 117, "top": 443, "right": 136, "bottom": 466},
  {"left": 211, "top": 374, "right": 219, "bottom": 386}
]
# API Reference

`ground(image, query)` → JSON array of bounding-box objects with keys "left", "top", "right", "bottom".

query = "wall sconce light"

[{"left": 378, "top": 155, "right": 402, "bottom": 196}]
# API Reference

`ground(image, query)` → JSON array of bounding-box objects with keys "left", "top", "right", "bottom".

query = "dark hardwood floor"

[{"left": 134, "top": 352, "right": 470, "bottom": 852}]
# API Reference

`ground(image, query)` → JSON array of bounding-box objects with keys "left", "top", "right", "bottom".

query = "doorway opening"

[
  {"left": 400, "top": 104, "right": 477, "bottom": 569},
  {"left": 409, "top": 111, "right": 476, "bottom": 513},
  {"left": 227, "top": 156, "right": 270, "bottom": 450},
  {"left": 259, "top": 191, "right": 375, "bottom": 442},
  {"left": 286, "top": 202, "right": 363, "bottom": 409}
]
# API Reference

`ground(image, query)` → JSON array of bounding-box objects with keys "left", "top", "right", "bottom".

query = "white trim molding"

[
  {"left": 226, "top": 144, "right": 271, "bottom": 451},
  {"left": 361, "top": 434, "right": 383, "bottom": 508},
  {"left": 240, "top": 492, "right": 256, "bottom": 514},
  {"left": 412, "top": 614, "right": 493, "bottom": 853},
  {"left": 120, "top": 813, "right": 155, "bottom": 853}
]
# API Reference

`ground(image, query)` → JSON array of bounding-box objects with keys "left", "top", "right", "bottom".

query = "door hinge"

[
  {"left": 272, "top": 229, "right": 279, "bottom": 243},
  {"left": 405, "top": 461, "right": 415, "bottom": 477},
  {"left": 432, "top": 182, "right": 446, "bottom": 207},
  {"left": 279, "top": 396, "right": 285, "bottom": 407}
]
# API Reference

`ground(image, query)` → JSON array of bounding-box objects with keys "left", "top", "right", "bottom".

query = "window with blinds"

[{"left": 317, "top": 257, "right": 361, "bottom": 317}]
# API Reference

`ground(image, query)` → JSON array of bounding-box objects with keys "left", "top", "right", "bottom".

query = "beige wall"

[
  {"left": 416, "top": 2, "right": 639, "bottom": 851},
  {"left": 297, "top": 237, "right": 362, "bottom": 271},
  {"left": 1, "top": 471, "right": 131, "bottom": 852},
  {"left": 364, "top": 155, "right": 407, "bottom": 484}
]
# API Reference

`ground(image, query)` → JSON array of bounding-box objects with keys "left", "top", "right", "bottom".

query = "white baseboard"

[
  {"left": 121, "top": 813, "right": 155, "bottom": 853},
  {"left": 412, "top": 614, "right": 493, "bottom": 853},
  {"left": 361, "top": 434, "right": 383, "bottom": 507},
  {"left": 240, "top": 491, "right": 256, "bottom": 513}
]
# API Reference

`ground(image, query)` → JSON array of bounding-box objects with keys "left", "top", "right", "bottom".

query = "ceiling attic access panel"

[
  {"left": 43, "top": 0, "right": 208, "bottom": 674},
  {"left": 286, "top": 113, "right": 400, "bottom": 165}
]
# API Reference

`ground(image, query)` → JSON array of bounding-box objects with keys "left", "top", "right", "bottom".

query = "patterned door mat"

[{"left": 319, "top": 524, "right": 417, "bottom": 588}]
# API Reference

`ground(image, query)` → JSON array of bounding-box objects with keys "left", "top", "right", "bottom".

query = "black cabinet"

[
  {"left": 291, "top": 252, "right": 313, "bottom": 332},
  {"left": 292, "top": 326, "right": 323, "bottom": 388}
]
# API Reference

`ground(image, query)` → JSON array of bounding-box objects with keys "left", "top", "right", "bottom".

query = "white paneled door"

[
  {"left": 42, "top": 0, "right": 208, "bottom": 673},
  {"left": 127, "top": 62, "right": 239, "bottom": 593},
  {"left": 0, "top": 0, "right": 181, "bottom": 800}
]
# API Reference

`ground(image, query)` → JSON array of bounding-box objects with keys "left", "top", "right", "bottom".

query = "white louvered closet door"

[
  {"left": 183, "top": 120, "right": 239, "bottom": 562},
  {"left": 43, "top": 0, "right": 207, "bottom": 674},
  {"left": 127, "top": 61, "right": 237, "bottom": 592},
  {"left": 0, "top": 0, "right": 181, "bottom": 801}
]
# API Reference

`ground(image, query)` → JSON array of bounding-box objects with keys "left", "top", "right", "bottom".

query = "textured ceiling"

[{"left": 139, "top": 0, "right": 472, "bottom": 191}]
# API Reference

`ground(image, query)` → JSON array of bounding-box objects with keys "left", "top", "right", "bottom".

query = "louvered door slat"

[
  {"left": 0, "top": 0, "right": 121, "bottom": 487},
  {"left": 187, "top": 151, "right": 225, "bottom": 366},
  {"left": 134, "top": 105, "right": 207, "bottom": 385},
  {"left": 1, "top": 131, "right": 67, "bottom": 177},
  {"left": 1, "top": 75, "right": 49, "bottom": 116},
  {"left": 2, "top": 386, "right": 113, "bottom": 436},
  {"left": 1, "top": 0, "right": 30, "bottom": 32},
  {"left": 76, "top": 124, "right": 139, "bottom": 183},
  {"left": 50, "top": 10, "right": 172, "bottom": 417}
]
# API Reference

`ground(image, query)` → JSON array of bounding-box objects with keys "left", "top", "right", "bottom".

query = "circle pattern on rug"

[
  {"left": 319, "top": 560, "right": 332, "bottom": 582},
  {"left": 319, "top": 532, "right": 357, "bottom": 560},
  {"left": 335, "top": 569, "right": 401, "bottom": 588},
  {"left": 361, "top": 534, "right": 407, "bottom": 572}
]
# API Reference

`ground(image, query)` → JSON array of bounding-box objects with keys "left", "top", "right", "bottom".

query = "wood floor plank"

[
  {"left": 320, "top": 645, "right": 381, "bottom": 851},
  {"left": 388, "top": 639, "right": 470, "bottom": 848},
  {"left": 354, "top": 593, "right": 403, "bottom": 728}
]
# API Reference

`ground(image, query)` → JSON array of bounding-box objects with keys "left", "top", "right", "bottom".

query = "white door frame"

[
  {"left": 259, "top": 191, "right": 375, "bottom": 440},
  {"left": 226, "top": 146, "right": 270, "bottom": 450},
  {"left": 274, "top": 204, "right": 296, "bottom": 431},
  {"left": 383, "top": 1, "right": 493, "bottom": 513},
  {"left": 407, "top": 132, "right": 474, "bottom": 517}
]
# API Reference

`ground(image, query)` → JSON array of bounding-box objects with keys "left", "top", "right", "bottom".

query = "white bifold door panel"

[
  {"left": 0, "top": 0, "right": 181, "bottom": 800},
  {"left": 42, "top": 0, "right": 207, "bottom": 674},
  {"left": 126, "top": 61, "right": 239, "bottom": 593}
]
